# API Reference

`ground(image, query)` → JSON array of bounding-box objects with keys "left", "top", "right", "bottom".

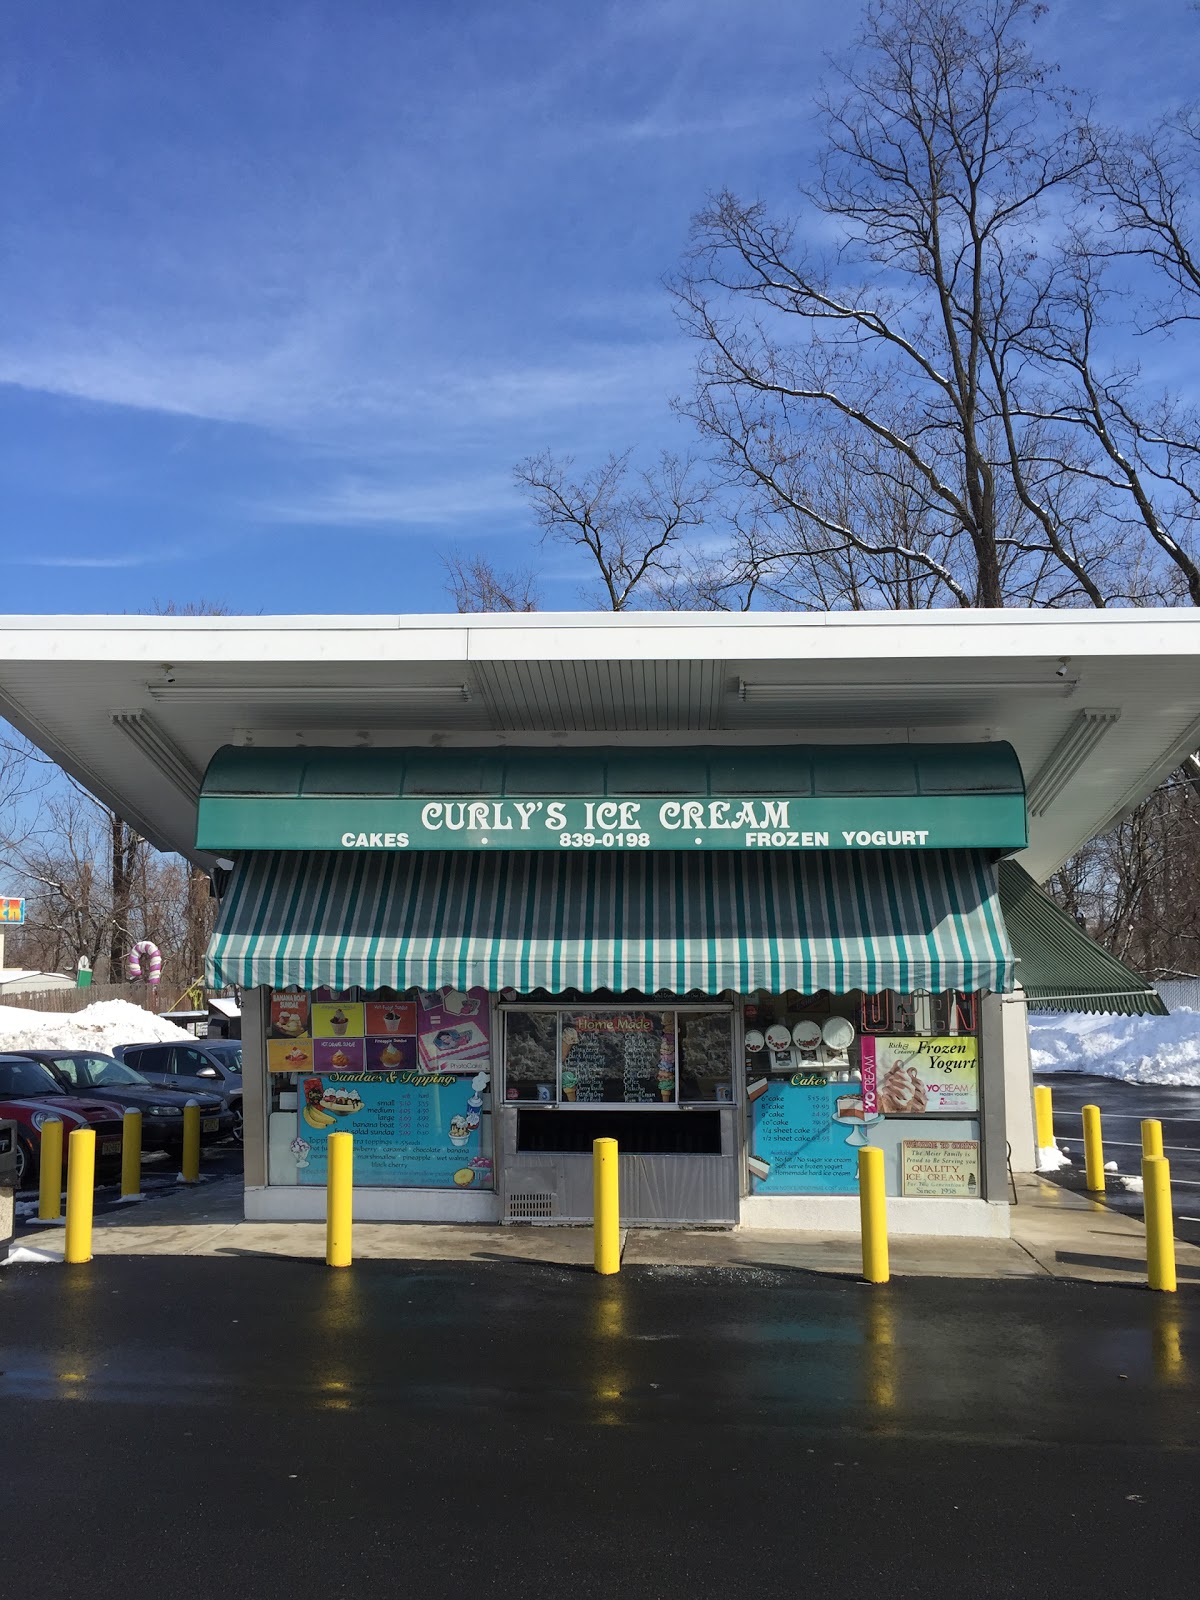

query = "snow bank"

[
  {"left": 1029, "top": 1009, "right": 1200, "bottom": 1087},
  {"left": 0, "top": 998, "right": 191, "bottom": 1056}
]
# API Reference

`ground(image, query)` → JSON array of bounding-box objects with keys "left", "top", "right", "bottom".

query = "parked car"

[
  {"left": 0, "top": 1054, "right": 126, "bottom": 1189},
  {"left": 18, "top": 1050, "right": 233, "bottom": 1154},
  {"left": 112, "top": 1040, "right": 244, "bottom": 1141}
]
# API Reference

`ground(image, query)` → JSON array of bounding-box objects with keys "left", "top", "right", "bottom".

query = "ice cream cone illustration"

[
  {"left": 657, "top": 1069, "right": 674, "bottom": 1102},
  {"left": 562, "top": 1069, "right": 577, "bottom": 1102}
]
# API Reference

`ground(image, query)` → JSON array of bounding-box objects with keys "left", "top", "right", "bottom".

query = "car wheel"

[
  {"left": 14, "top": 1137, "right": 36, "bottom": 1191},
  {"left": 230, "top": 1102, "right": 243, "bottom": 1143}
]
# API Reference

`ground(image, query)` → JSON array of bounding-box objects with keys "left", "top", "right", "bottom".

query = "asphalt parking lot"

[
  {"left": 13, "top": 1141, "right": 243, "bottom": 1226},
  {"left": 2, "top": 1256, "right": 1198, "bottom": 1600},
  {"left": 1037, "top": 1074, "right": 1200, "bottom": 1247}
]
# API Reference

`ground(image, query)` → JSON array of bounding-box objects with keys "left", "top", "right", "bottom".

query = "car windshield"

[
  {"left": 0, "top": 1058, "right": 66, "bottom": 1096},
  {"left": 52, "top": 1054, "right": 148, "bottom": 1089},
  {"left": 205, "top": 1042, "right": 242, "bottom": 1071}
]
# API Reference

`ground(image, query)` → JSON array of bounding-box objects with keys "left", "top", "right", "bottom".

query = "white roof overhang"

[{"left": 2, "top": 608, "right": 1198, "bottom": 879}]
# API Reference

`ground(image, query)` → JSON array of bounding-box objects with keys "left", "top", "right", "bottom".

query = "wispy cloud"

[
  {"left": 254, "top": 472, "right": 523, "bottom": 528},
  {"left": 7, "top": 552, "right": 165, "bottom": 569}
]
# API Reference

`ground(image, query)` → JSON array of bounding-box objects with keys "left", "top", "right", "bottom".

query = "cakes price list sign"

[
  {"left": 295, "top": 1072, "right": 492, "bottom": 1189},
  {"left": 748, "top": 1078, "right": 860, "bottom": 1194}
]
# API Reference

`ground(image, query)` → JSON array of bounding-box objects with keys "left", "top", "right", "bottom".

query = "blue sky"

[{"left": 0, "top": 0, "right": 1196, "bottom": 615}]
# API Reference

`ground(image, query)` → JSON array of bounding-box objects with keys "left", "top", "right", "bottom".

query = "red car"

[{"left": 0, "top": 1053, "right": 126, "bottom": 1190}]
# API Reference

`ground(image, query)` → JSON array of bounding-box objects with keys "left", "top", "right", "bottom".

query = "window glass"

[
  {"left": 678, "top": 1014, "right": 734, "bottom": 1102},
  {"left": 127, "top": 1046, "right": 167, "bottom": 1071},
  {"left": 172, "top": 1048, "right": 215, "bottom": 1075},
  {"left": 53, "top": 1055, "right": 145, "bottom": 1089},
  {"left": 504, "top": 1012, "right": 557, "bottom": 1102},
  {"left": 0, "top": 1058, "right": 65, "bottom": 1096},
  {"left": 561, "top": 1011, "right": 672, "bottom": 1104}
]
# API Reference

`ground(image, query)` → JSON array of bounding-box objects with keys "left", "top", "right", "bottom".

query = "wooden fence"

[{"left": 0, "top": 982, "right": 223, "bottom": 1014}]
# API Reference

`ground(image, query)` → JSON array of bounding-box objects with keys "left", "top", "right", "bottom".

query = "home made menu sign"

[{"left": 561, "top": 1011, "right": 676, "bottom": 1103}]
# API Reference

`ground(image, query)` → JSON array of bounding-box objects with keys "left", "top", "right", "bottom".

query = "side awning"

[
  {"left": 205, "top": 849, "right": 1013, "bottom": 995},
  {"left": 998, "top": 861, "right": 1166, "bottom": 1016}
]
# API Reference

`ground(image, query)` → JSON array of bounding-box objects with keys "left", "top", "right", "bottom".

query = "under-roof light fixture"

[
  {"left": 112, "top": 711, "right": 204, "bottom": 802},
  {"left": 736, "top": 676, "right": 1078, "bottom": 701},
  {"left": 146, "top": 684, "right": 472, "bottom": 704},
  {"left": 1026, "top": 708, "right": 1121, "bottom": 816}
]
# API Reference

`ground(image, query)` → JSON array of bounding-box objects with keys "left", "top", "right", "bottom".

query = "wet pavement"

[
  {"left": 3, "top": 1257, "right": 1199, "bottom": 1599},
  {"left": 1037, "top": 1074, "right": 1200, "bottom": 1246}
]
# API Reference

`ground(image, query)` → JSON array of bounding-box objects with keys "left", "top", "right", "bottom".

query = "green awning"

[
  {"left": 998, "top": 862, "right": 1166, "bottom": 1016},
  {"left": 196, "top": 742, "right": 1027, "bottom": 855},
  {"left": 205, "top": 848, "right": 1013, "bottom": 994}
]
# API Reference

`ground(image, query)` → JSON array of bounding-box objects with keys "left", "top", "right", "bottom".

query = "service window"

[{"left": 503, "top": 1006, "right": 733, "bottom": 1106}]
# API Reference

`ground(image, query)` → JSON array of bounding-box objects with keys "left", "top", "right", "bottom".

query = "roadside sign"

[{"left": 0, "top": 897, "right": 25, "bottom": 924}]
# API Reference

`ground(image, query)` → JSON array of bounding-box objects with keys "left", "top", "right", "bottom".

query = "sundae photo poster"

[
  {"left": 295, "top": 1071, "right": 492, "bottom": 1189},
  {"left": 269, "top": 991, "right": 310, "bottom": 1039},
  {"left": 860, "top": 1036, "right": 979, "bottom": 1115},
  {"left": 268, "top": 1037, "right": 314, "bottom": 1073},
  {"left": 312, "top": 1002, "right": 365, "bottom": 1039}
]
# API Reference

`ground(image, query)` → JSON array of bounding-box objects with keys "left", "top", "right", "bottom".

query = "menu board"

[
  {"left": 748, "top": 1077, "right": 860, "bottom": 1194},
  {"left": 561, "top": 1011, "right": 675, "bottom": 1103},
  {"left": 295, "top": 1069, "right": 493, "bottom": 1189},
  {"left": 860, "top": 1037, "right": 979, "bottom": 1115}
]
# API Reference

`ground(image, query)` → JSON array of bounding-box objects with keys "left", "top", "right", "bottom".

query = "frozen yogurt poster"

[
  {"left": 416, "top": 987, "right": 492, "bottom": 1073},
  {"left": 860, "top": 1037, "right": 979, "bottom": 1115},
  {"left": 295, "top": 1068, "right": 493, "bottom": 1189}
]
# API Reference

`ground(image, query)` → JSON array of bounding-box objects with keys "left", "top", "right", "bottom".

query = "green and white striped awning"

[{"left": 206, "top": 849, "right": 1013, "bottom": 995}]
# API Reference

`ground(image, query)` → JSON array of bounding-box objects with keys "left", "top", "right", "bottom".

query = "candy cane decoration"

[{"left": 127, "top": 940, "right": 163, "bottom": 985}]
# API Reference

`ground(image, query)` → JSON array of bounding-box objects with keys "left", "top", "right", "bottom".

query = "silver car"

[{"left": 112, "top": 1039, "right": 244, "bottom": 1142}]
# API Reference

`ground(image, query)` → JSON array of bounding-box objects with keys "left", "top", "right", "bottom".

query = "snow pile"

[
  {"left": 1029, "top": 1009, "right": 1200, "bottom": 1087},
  {"left": 1037, "top": 1143, "right": 1073, "bottom": 1171},
  {"left": 0, "top": 998, "right": 191, "bottom": 1056}
]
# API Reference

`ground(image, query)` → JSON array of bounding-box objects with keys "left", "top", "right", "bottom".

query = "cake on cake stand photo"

[{"left": 830, "top": 1090, "right": 880, "bottom": 1147}]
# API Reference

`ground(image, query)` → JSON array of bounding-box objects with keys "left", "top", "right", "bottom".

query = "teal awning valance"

[
  {"left": 205, "top": 848, "right": 1013, "bottom": 995},
  {"left": 197, "top": 743, "right": 1027, "bottom": 855}
]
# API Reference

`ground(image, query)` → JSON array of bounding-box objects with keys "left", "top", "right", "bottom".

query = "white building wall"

[{"left": 1002, "top": 990, "right": 1038, "bottom": 1172}]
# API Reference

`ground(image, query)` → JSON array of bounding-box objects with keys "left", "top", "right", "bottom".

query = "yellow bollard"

[
  {"left": 1082, "top": 1103, "right": 1105, "bottom": 1192},
  {"left": 121, "top": 1109, "right": 142, "bottom": 1199},
  {"left": 1034, "top": 1084, "right": 1054, "bottom": 1150},
  {"left": 593, "top": 1137, "right": 620, "bottom": 1275},
  {"left": 326, "top": 1131, "right": 353, "bottom": 1268},
  {"left": 1143, "top": 1154, "right": 1177, "bottom": 1293},
  {"left": 37, "top": 1116, "right": 63, "bottom": 1221},
  {"left": 1142, "top": 1119, "right": 1163, "bottom": 1161},
  {"left": 181, "top": 1100, "right": 201, "bottom": 1183},
  {"left": 858, "top": 1145, "right": 890, "bottom": 1284},
  {"left": 64, "top": 1127, "right": 95, "bottom": 1264}
]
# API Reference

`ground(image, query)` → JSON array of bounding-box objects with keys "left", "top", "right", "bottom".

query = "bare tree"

[
  {"left": 669, "top": 0, "right": 1132, "bottom": 611},
  {"left": 514, "top": 449, "right": 712, "bottom": 610},
  {"left": 443, "top": 551, "right": 541, "bottom": 612}
]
